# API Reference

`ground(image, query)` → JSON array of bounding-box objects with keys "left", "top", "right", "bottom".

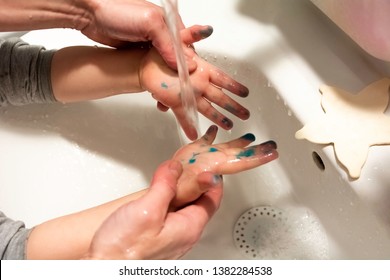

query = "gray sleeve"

[
  {"left": 0, "top": 211, "right": 32, "bottom": 260},
  {"left": 0, "top": 38, "right": 57, "bottom": 106}
]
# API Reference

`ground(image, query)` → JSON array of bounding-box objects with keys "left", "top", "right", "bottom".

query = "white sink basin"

[{"left": 1, "top": 0, "right": 389, "bottom": 259}]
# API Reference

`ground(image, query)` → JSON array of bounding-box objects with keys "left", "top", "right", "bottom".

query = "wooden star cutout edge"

[{"left": 295, "top": 78, "right": 390, "bottom": 179}]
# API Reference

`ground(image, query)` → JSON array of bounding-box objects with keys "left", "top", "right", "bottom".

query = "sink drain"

[
  {"left": 233, "top": 205, "right": 329, "bottom": 259},
  {"left": 233, "top": 206, "right": 288, "bottom": 259}
]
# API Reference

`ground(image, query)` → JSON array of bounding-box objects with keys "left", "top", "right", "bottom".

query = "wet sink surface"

[{"left": 1, "top": 0, "right": 390, "bottom": 259}]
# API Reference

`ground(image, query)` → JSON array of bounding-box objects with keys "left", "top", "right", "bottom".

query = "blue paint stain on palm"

[
  {"left": 236, "top": 148, "right": 255, "bottom": 159},
  {"left": 161, "top": 82, "right": 168, "bottom": 89},
  {"left": 209, "top": 147, "right": 218, "bottom": 152},
  {"left": 188, "top": 152, "right": 201, "bottom": 164}
]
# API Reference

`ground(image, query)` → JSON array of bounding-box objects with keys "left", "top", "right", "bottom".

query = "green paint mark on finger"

[{"left": 236, "top": 148, "right": 255, "bottom": 159}]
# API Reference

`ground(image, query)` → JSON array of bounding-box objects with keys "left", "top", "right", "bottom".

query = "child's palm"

[
  {"left": 140, "top": 47, "right": 250, "bottom": 140},
  {"left": 170, "top": 126, "right": 278, "bottom": 207}
]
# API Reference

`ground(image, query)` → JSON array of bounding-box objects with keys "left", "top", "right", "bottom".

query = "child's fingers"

[
  {"left": 196, "top": 98, "right": 234, "bottom": 130},
  {"left": 197, "top": 125, "right": 218, "bottom": 145},
  {"left": 172, "top": 109, "right": 199, "bottom": 140},
  {"left": 209, "top": 68, "right": 249, "bottom": 98},
  {"left": 157, "top": 101, "right": 170, "bottom": 112},
  {"left": 205, "top": 85, "right": 250, "bottom": 120},
  {"left": 216, "top": 133, "right": 257, "bottom": 149},
  {"left": 217, "top": 141, "right": 278, "bottom": 174}
]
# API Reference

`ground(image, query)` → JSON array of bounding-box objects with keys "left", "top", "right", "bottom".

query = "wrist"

[
  {"left": 0, "top": 0, "right": 95, "bottom": 31},
  {"left": 56, "top": 0, "right": 96, "bottom": 30},
  {"left": 71, "top": 0, "right": 98, "bottom": 30}
]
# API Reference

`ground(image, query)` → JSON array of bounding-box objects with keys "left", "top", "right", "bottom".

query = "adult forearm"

[
  {"left": 0, "top": 0, "right": 94, "bottom": 31},
  {"left": 26, "top": 189, "right": 146, "bottom": 259},
  {"left": 51, "top": 46, "right": 147, "bottom": 103}
]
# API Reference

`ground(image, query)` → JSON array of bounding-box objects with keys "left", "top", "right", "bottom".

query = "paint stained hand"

[
  {"left": 171, "top": 125, "right": 278, "bottom": 207},
  {"left": 139, "top": 26, "right": 250, "bottom": 140}
]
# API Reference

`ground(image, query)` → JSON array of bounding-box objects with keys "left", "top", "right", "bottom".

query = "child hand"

[
  {"left": 171, "top": 125, "right": 278, "bottom": 207},
  {"left": 139, "top": 26, "right": 250, "bottom": 140}
]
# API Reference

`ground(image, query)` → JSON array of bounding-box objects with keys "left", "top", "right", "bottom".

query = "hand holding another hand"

[
  {"left": 85, "top": 160, "right": 223, "bottom": 260},
  {"left": 86, "top": 127, "right": 278, "bottom": 260}
]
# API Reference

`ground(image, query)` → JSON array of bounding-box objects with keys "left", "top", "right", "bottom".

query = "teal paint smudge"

[
  {"left": 188, "top": 152, "right": 200, "bottom": 164},
  {"left": 209, "top": 147, "right": 218, "bottom": 152},
  {"left": 222, "top": 118, "right": 233, "bottom": 129},
  {"left": 199, "top": 26, "right": 213, "bottom": 38},
  {"left": 224, "top": 104, "right": 237, "bottom": 114},
  {"left": 241, "top": 133, "right": 256, "bottom": 142},
  {"left": 161, "top": 82, "right": 168, "bottom": 89},
  {"left": 236, "top": 148, "right": 255, "bottom": 159}
]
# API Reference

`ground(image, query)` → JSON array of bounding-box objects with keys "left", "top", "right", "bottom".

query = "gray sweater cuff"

[
  {"left": 0, "top": 211, "right": 32, "bottom": 260},
  {"left": 0, "top": 38, "right": 57, "bottom": 106}
]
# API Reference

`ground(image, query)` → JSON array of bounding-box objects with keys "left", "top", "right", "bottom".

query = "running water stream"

[{"left": 161, "top": 0, "right": 200, "bottom": 141}]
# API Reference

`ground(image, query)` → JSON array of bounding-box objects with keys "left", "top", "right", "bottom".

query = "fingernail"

[
  {"left": 241, "top": 133, "right": 256, "bottom": 142},
  {"left": 206, "top": 125, "right": 218, "bottom": 134},
  {"left": 241, "top": 109, "right": 250, "bottom": 119},
  {"left": 199, "top": 26, "right": 213, "bottom": 38},
  {"left": 260, "top": 140, "right": 277, "bottom": 149},
  {"left": 258, "top": 140, "right": 278, "bottom": 157},
  {"left": 212, "top": 174, "right": 222, "bottom": 185},
  {"left": 222, "top": 118, "right": 233, "bottom": 129},
  {"left": 240, "top": 87, "right": 249, "bottom": 97}
]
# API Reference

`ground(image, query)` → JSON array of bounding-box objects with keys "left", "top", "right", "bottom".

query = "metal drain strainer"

[
  {"left": 233, "top": 206, "right": 289, "bottom": 259},
  {"left": 233, "top": 205, "right": 329, "bottom": 259}
]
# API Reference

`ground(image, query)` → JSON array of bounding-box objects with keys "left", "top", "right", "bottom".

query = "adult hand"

[
  {"left": 171, "top": 125, "right": 278, "bottom": 207},
  {"left": 85, "top": 160, "right": 222, "bottom": 260},
  {"left": 83, "top": 0, "right": 203, "bottom": 71}
]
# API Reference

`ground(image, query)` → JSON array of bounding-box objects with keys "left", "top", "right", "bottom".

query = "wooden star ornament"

[{"left": 295, "top": 78, "right": 390, "bottom": 179}]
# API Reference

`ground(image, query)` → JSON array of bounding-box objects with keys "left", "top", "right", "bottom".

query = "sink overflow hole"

[{"left": 312, "top": 151, "right": 325, "bottom": 171}]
